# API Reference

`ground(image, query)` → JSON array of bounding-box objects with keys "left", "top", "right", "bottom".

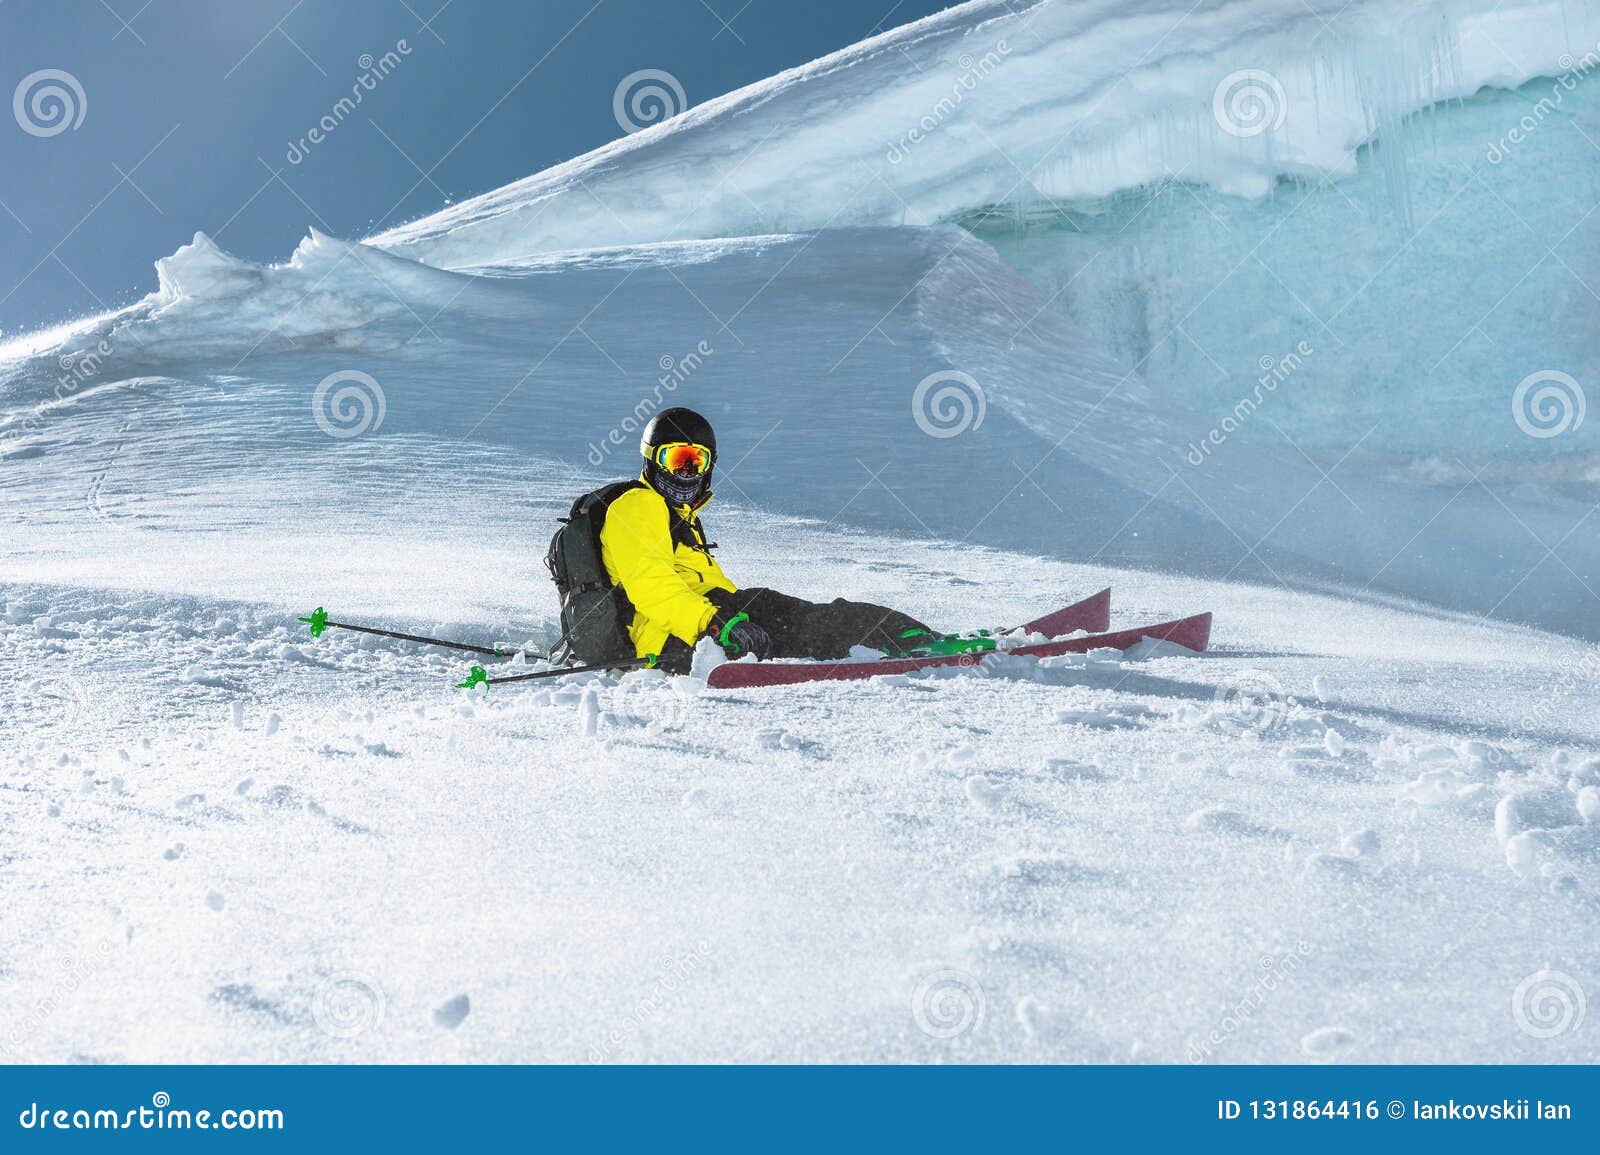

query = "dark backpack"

[{"left": 545, "top": 480, "right": 646, "bottom": 665}]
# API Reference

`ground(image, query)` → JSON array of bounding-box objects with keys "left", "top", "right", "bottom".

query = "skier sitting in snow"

[{"left": 555, "top": 407, "right": 979, "bottom": 673}]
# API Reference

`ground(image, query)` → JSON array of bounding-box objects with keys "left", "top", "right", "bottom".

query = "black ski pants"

[{"left": 657, "top": 587, "right": 934, "bottom": 671}]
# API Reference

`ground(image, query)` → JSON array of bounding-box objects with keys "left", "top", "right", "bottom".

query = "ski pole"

[
  {"left": 455, "top": 657, "right": 655, "bottom": 690},
  {"left": 298, "top": 606, "right": 538, "bottom": 659}
]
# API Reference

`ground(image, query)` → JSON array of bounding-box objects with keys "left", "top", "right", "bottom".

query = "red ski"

[
  {"left": 707, "top": 597, "right": 1210, "bottom": 690},
  {"left": 1018, "top": 586, "right": 1110, "bottom": 637}
]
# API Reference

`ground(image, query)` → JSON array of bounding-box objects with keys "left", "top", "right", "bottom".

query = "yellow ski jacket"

[{"left": 598, "top": 480, "right": 735, "bottom": 659}]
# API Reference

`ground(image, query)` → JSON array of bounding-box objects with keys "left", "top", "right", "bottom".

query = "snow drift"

[
  {"left": 370, "top": 0, "right": 1599, "bottom": 256},
  {"left": 4, "top": 222, "right": 1596, "bottom": 636},
  {"left": 368, "top": 0, "right": 1600, "bottom": 474}
]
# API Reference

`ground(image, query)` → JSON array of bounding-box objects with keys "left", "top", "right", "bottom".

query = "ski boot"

[{"left": 889, "top": 627, "right": 998, "bottom": 659}]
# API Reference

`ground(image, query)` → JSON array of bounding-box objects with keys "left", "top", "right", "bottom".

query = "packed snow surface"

[
  {"left": 3, "top": 535, "right": 1599, "bottom": 1063},
  {"left": 2, "top": 0, "right": 1599, "bottom": 1063}
]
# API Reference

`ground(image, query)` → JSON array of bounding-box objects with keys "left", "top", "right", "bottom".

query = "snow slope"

[
  {"left": 371, "top": 0, "right": 1599, "bottom": 258},
  {"left": 367, "top": 0, "right": 1600, "bottom": 501},
  {"left": 5, "top": 226, "right": 1595, "bottom": 634},
  {"left": 2, "top": 0, "right": 1599, "bottom": 1064},
  {"left": 4, "top": 534, "right": 1599, "bottom": 1063},
  {"left": 3, "top": 223, "right": 1597, "bottom": 1065}
]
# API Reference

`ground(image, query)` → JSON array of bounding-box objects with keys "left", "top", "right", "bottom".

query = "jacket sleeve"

[{"left": 599, "top": 488, "right": 720, "bottom": 646}]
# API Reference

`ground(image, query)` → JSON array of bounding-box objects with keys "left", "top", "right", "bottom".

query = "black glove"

[{"left": 709, "top": 609, "right": 773, "bottom": 660}]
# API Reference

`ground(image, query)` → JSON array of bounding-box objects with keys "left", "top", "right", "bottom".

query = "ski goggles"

[{"left": 651, "top": 441, "right": 713, "bottom": 476}]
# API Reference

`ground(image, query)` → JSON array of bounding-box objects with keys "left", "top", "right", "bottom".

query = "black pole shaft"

[
  {"left": 324, "top": 619, "right": 534, "bottom": 659},
  {"left": 485, "top": 658, "right": 653, "bottom": 685}
]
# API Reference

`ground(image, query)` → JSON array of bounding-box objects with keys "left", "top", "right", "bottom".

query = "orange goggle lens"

[{"left": 654, "top": 442, "right": 712, "bottom": 476}]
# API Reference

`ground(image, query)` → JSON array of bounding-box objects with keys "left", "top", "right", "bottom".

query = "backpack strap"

[
  {"left": 565, "top": 479, "right": 646, "bottom": 592},
  {"left": 668, "top": 507, "right": 716, "bottom": 557},
  {"left": 572, "top": 478, "right": 646, "bottom": 520}
]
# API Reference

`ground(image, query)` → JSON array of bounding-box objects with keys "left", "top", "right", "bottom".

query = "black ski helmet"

[{"left": 640, "top": 407, "right": 717, "bottom": 507}]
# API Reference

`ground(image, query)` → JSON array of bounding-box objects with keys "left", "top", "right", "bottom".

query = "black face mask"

[{"left": 650, "top": 465, "right": 709, "bottom": 507}]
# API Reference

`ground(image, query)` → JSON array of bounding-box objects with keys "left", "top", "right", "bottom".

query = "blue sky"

[{"left": 0, "top": 0, "right": 954, "bottom": 337}]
